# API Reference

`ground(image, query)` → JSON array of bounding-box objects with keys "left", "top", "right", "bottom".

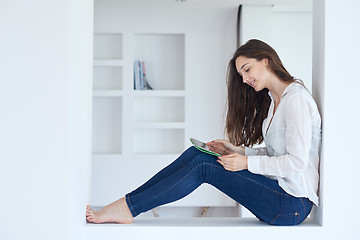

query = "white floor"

[
  {"left": 86, "top": 205, "right": 318, "bottom": 227},
  {"left": 91, "top": 205, "right": 253, "bottom": 219}
]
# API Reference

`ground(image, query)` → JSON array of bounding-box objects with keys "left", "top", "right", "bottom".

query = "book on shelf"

[{"left": 134, "top": 60, "right": 153, "bottom": 90}]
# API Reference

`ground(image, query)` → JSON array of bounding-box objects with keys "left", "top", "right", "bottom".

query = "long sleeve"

[
  {"left": 245, "top": 146, "right": 268, "bottom": 156},
  {"left": 247, "top": 93, "right": 312, "bottom": 178}
]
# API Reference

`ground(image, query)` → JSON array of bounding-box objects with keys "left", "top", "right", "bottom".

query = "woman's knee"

[
  {"left": 171, "top": 146, "right": 202, "bottom": 166},
  {"left": 181, "top": 146, "right": 202, "bottom": 159},
  {"left": 180, "top": 147, "right": 218, "bottom": 168},
  {"left": 185, "top": 146, "right": 198, "bottom": 154},
  {"left": 189, "top": 151, "right": 219, "bottom": 168}
]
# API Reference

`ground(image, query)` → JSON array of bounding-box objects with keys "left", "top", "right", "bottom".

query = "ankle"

[{"left": 121, "top": 197, "right": 134, "bottom": 219}]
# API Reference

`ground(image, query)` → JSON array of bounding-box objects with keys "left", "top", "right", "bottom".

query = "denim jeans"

[{"left": 126, "top": 147, "right": 313, "bottom": 225}]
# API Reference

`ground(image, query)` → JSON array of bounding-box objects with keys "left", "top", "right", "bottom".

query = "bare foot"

[{"left": 86, "top": 197, "right": 133, "bottom": 224}]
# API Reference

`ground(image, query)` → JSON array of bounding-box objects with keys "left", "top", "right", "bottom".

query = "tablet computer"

[{"left": 190, "top": 138, "right": 221, "bottom": 157}]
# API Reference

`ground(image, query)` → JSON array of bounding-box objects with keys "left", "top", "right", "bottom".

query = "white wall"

[
  {"left": 68, "top": 0, "right": 93, "bottom": 239},
  {"left": 313, "top": 0, "right": 360, "bottom": 237},
  {"left": 241, "top": 5, "right": 313, "bottom": 92},
  {"left": 0, "top": 1, "right": 68, "bottom": 239},
  {"left": 0, "top": 1, "right": 93, "bottom": 240}
]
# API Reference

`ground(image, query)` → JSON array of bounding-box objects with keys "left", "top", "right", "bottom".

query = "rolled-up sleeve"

[
  {"left": 245, "top": 146, "right": 268, "bottom": 156},
  {"left": 247, "top": 94, "right": 312, "bottom": 178}
]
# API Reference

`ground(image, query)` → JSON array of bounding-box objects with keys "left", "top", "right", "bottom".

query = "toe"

[
  {"left": 87, "top": 205, "right": 96, "bottom": 213},
  {"left": 86, "top": 206, "right": 95, "bottom": 216}
]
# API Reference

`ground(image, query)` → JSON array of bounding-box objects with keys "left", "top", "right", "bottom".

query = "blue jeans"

[{"left": 126, "top": 147, "right": 313, "bottom": 225}]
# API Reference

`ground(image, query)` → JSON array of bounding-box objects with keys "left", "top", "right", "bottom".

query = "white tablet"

[{"left": 190, "top": 138, "right": 221, "bottom": 157}]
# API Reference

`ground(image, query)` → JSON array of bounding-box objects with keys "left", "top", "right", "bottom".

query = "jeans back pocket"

[{"left": 270, "top": 211, "right": 300, "bottom": 226}]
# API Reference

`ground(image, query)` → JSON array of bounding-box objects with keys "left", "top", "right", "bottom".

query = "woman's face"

[{"left": 235, "top": 56, "right": 270, "bottom": 92}]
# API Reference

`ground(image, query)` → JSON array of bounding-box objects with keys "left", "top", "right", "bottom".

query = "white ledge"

[
  {"left": 84, "top": 217, "right": 320, "bottom": 228},
  {"left": 83, "top": 217, "right": 322, "bottom": 240}
]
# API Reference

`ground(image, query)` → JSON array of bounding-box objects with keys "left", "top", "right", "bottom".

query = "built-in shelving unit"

[
  {"left": 92, "top": 34, "right": 123, "bottom": 156},
  {"left": 92, "top": 33, "right": 185, "bottom": 158},
  {"left": 91, "top": 33, "right": 188, "bottom": 205}
]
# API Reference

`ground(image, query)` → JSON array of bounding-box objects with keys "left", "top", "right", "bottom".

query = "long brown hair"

[{"left": 225, "top": 39, "right": 295, "bottom": 147}]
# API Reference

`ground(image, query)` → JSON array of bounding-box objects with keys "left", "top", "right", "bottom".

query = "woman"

[{"left": 86, "top": 39, "right": 321, "bottom": 226}]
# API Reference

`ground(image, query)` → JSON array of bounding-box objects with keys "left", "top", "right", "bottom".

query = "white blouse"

[{"left": 246, "top": 81, "right": 321, "bottom": 206}]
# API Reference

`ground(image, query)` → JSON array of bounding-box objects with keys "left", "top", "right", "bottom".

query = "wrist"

[{"left": 236, "top": 146, "right": 245, "bottom": 155}]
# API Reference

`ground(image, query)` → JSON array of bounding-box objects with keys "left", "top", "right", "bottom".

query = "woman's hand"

[
  {"left": 206, "top": 139, "right": 245, "bottom": 155},
  {"left": 217, "top": 153, "right": 248, "bottom": 172}
]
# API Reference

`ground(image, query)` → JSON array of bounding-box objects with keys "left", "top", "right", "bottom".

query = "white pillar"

[{"left": 313, "top": 0, "right": 360, "bottom": 235}]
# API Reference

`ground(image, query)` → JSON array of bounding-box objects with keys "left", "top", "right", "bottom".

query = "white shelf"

[
  {"left": 134, "top": 122, "right": 185, "bottom": 129},
  {"left": 93, "top": 90, "right": 184, "bottom": 97},
  {"left": 93, "top": 90, "right": 123, "bottom": 97},
  {"left": 134, "top": 34, "right": 185, "bottom": 90},
  {"left": 133, "top": 90, "right": 185, "bottom": 97},
  {"left": 94, "top": 59, "right": 123, "bottom": 66}
]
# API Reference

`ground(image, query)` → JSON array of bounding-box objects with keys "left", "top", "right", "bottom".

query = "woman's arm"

[
  {"left": 207, "top": 140, "right": 269, "bottom": 157},
  {"left": 244, "top": 146, "right": 268, "bottom": 156},
  {"left": 207, "top": 139, "right": 245, "bottom": 155}
]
